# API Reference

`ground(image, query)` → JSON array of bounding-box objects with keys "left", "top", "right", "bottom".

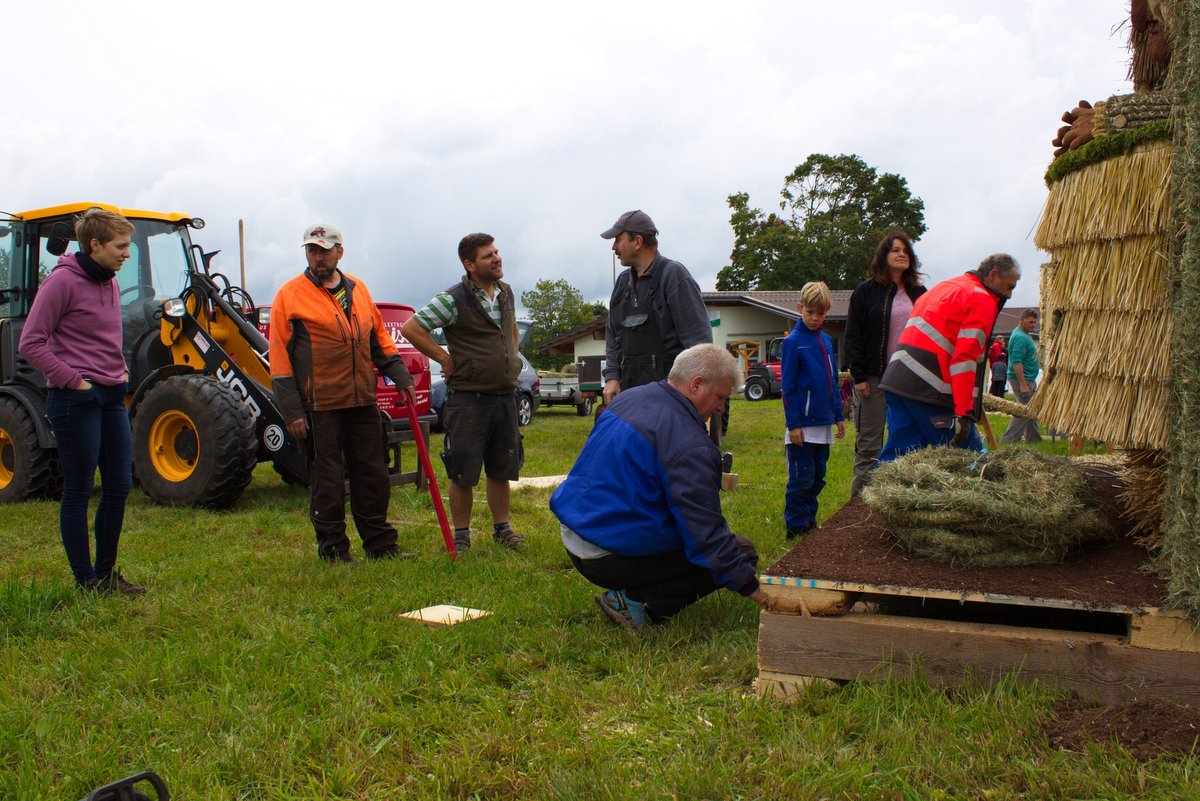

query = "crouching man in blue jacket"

[{"left": 550, "top": 344, "right": 767, "bottom": 630}]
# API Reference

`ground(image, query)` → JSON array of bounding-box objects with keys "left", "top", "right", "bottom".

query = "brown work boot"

[
  {"left": 98, "top": 570, "right": 146, "bottom": 596},
  {"left": 492, "top": 524, "right": 524, "bottom": 550}
]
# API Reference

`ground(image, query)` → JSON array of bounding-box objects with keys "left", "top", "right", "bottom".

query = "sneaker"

[
  {"left": 453, "top": 530, "right": 472, "bottom": 550},
  {"left": 98, "top": 570, "right": 146, "bottom": 596},
  {"left": 492, "top": 525, "right": 524, "bottom": 550},
  {"left": 595, "top": 589, "right": 648, "bottom": 630}
]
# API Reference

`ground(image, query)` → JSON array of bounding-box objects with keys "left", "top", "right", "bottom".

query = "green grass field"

[{"left": 1, "top": 400, "right": 1192, "bottom": 799}]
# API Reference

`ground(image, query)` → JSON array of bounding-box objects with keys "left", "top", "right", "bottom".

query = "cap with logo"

[
  {"left": 302, "top": 223, "right": 343, "bottom": 250},
  {"left": 600, "top": 210, "right": 658, "bottom": 240}
]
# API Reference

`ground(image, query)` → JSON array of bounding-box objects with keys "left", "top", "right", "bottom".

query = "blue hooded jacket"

[
  {"left": 550, "top": 380, "right": 759, "bottom": 596},
  {"left": 781, "top": 320, "right": 844, "bottom": 431}
]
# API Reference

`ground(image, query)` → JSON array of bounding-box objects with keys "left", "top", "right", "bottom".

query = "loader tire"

[
  {"left": 0, "top": 397, "right": 60, "bottom": 503},
  {"left": 132, "top": 375, "right": 257, "bottom": 508}
]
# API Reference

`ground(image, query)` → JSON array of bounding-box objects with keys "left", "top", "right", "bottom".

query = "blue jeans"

[
  {"left": 45, "top": 382, "right": 133, "bottom": 585},
  {"left": 785, "top": 441, "right": 829, "bottom": 530},
  {"left": 878, "top": 393, "right": 982, "bottom": 463}
]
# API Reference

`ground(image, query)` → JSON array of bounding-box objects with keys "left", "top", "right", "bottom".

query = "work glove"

[{"left": 950, "top": 415, "right": 974, "bottom": 447}]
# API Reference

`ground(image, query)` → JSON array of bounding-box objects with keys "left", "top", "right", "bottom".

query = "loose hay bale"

[
  {"left": 862, "top": 448, "right": 1111, "bottom": 566},
  {"left": 1120, "top": 449, "right": 1168, "bottom": 548}
]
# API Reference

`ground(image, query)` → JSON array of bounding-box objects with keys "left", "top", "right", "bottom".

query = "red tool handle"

[{"left": 403, "top": 402, "right": 457, "bottom": 558}]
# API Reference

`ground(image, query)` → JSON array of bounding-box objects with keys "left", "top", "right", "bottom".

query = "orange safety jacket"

[
  {"left": 879, "top": 272, "right": 1005, "bottom": 417},
  {"left": 269, "top": 269, "right": 412, "bottom": 422}
]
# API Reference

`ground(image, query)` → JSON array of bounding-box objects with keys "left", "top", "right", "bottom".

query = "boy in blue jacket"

[{"left": 782, "top": 282, "right": 845, "bottom": 538}]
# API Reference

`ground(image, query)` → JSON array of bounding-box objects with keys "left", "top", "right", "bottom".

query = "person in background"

[
  {"left": 19, "top": 208, "right": 144, "bottom": 595},
  {"left": 1000, "top": 309, "right": 1042, "bottom": 443},
  {"left": 550, "top": 344, "right": 765, "bottom": 630},
  {"left": 989, "top": 334, "right": 1006, "bottom": 366},
  {"left": 781, "top": 282, "right": 845, "bottom": 538},
  {"left": 989, "top": 338, "right": 1008, "bottom": 398},
  {"left": 842, "top": 232, "right": 926, "bottom": 495}
]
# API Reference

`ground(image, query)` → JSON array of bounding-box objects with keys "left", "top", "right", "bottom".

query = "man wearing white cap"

[
  {"left": 600, "top": 210, "right": 712, "bottom": 406},
  {"left": 269, "top": 223, "right": 417, "bottom": 563}
]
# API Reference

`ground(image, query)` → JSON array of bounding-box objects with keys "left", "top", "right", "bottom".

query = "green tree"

[
  {"left": 717, "top": 154, "right": 927, "bottom": 291},
  {"left": 520, "top": 279, "right": 606, "bottom": 371}
]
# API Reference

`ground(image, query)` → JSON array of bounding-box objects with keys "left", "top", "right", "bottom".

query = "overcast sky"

[{"left": 3, "top": 1, "right": 1132, "bottom": 310}]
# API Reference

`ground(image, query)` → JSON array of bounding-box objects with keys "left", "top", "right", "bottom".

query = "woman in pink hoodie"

[{"left": 19, "top": 208, "right": 144, "bottom": 595}]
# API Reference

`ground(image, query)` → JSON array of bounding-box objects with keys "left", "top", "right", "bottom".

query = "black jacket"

[{"left": 844, "top": 279, "right": 927, "bottom": 384}]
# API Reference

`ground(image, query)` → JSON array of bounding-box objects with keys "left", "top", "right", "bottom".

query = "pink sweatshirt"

[{"left": 18, "top": 253, "right": 128, "bottom": 389}]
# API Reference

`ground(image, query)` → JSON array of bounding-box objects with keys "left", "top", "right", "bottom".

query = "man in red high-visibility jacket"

[{"left": 877, "top": 254, "right": 1021, "bottom": 461}]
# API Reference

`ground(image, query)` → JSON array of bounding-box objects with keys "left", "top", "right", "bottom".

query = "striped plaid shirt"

[{"left": 411, "top": 283, "right": 504, "bottom": 332}]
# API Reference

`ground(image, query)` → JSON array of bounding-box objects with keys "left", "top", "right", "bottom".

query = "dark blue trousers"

[
  {"left": 45, "top": 383, "right": 132, "bottom": 585},
  {"left": 878, "top": 392, "right": 982, "bottom": 463},
  {"left": 785, "top": 441, "right": 829, "bottom": 530}
]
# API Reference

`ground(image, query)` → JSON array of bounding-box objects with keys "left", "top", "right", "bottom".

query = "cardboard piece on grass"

[{"left": 399, "top": 605, "right": 493, "bottom": 627}]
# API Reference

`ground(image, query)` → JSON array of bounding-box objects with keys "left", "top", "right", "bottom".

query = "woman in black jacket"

[{"left": 843, "top": 232, "right": 926, "bottom": 495}]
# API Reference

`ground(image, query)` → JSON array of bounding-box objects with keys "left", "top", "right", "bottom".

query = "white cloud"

[{"left": 2, "top": 0, "right": 1131, "bottom": 311}]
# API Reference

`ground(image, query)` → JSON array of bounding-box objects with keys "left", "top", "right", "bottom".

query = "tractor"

[
  {"left": 0, "top": 202, "right": 432, "bottom": 507},
  {"left": 743, "top": 337, "right": 783, "bottom": 401}
]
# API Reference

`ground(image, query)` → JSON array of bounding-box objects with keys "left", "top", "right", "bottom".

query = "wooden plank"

[
  {"left": 721, "top": 473, "right": 739, "bottom": 491},
  {"left": 758, "top": 610, "right": 1200, "bottom": 706},
  {"left": 755, "top": 670, "right": 837, "bottom": 699},
  {"left": 1130, "top": 612, "right": 1200, "bottom": 652},
  {"left": 760, "top": 573, "right": 1148, "bottom": 615},
  {"left": 762, "top": 584, "right": 856, "bottom": 616}
]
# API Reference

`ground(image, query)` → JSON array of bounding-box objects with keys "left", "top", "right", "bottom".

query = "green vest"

[{"left": 444, "top": 277, "right": 520, "bottom": 394}]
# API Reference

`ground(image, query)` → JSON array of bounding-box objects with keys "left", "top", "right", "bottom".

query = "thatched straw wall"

[
  {"left": 1162, "top": 0, "right": 1200, "bottom": 617},
  {"left": 1034, "top": 139, "right": 1174, "bottom": 449}
]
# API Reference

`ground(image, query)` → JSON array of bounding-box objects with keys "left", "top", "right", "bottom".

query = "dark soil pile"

[
  {"left": 1044, "top": 694, "right": 1200, "bottom": 760},
  {"left": 766, "top": 471, "right": 1164, "bottom": 608}
]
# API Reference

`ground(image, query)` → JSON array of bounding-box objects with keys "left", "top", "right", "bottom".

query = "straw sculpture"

[
  {"left": 863, "top": 448, "right": 1110, "bottom": 567},
  {"left": 1035, "top": 135, "right": 1174, "bottom": 451}
]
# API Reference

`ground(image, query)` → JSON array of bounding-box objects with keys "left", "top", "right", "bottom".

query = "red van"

[{"left": 255, "top": 302, "right": 434, "bottom": 426}]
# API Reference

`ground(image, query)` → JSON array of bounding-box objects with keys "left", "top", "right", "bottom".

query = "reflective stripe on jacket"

[{"left": 879, "top": 272, "right": 1003, "bottom": 416}]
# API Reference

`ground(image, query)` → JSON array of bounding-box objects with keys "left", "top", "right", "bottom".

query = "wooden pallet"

[{"left": 757, "top": 574, "right": 1200, "bottom": 705}]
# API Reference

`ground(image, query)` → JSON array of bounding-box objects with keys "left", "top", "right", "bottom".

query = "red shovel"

[{"left": 402, "top": 402, "right": 457, "bottom": 559}]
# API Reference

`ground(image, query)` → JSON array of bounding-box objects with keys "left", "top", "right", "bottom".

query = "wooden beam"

[
  {"left": 1130, "top": 612, "right": 1200, "bottom": 652},
  {"left": 761, "top": 584, "right": 856, "bottom": 616},
  {"left": 758, "top": 610, "right": 1200, "bottom": 705},
  {"left": 759, "top": 574, "right": 1147, "bottom": 615}
]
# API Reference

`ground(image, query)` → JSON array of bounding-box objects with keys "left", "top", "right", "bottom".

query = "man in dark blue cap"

[{"left": 600, "top": 210, "right": 713, "bottom": 406}]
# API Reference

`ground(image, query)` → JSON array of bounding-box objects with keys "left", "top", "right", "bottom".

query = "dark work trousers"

[
  {"left": 568, "top": 535, "right": 758, "bottom": 622},
  {"left": 308, "top": 405, "right": 398, "bottom": 559},
  {"left": 45, "top": 382, "right": 133, "bottom": 586}
]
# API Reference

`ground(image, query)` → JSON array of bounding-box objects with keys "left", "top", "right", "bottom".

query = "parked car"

[{"left": 430, "top": 352, "right": 540, "bottom": 430}]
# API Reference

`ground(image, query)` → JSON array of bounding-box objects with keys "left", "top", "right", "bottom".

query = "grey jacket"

[{"left": 603, "top": 252, "right": 711, "bottom": 383}]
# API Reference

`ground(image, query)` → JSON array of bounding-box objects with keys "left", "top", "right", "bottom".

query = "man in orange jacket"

[
  {"left": 877, "top": 254, "right": 1021, "bottom": 461},
  {"left": 270, "top": 223, "right": 416, "bottom": 562}
]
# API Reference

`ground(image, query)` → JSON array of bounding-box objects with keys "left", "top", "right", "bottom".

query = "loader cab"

[{"left": 0, "top": 203, "right": 203, "bottom": 390}]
